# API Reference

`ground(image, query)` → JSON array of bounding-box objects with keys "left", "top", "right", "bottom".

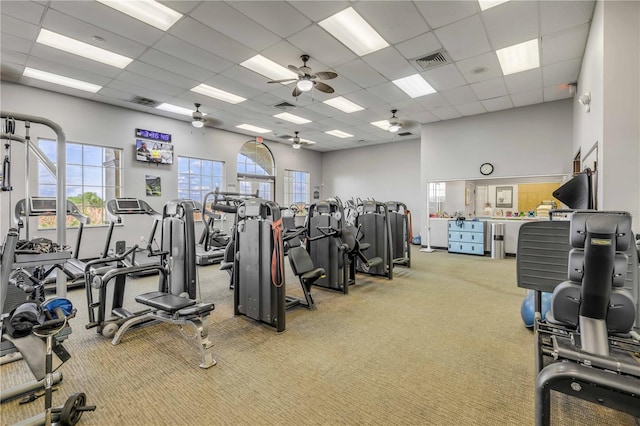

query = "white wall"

[
  {"left": 574, "top": 0, "right": 640, "bottom": 232},
  {"left": 419, "top": 100, "right": 574, "bottom": 241},
  {"left": 321, "top": 138, "right": 421, "bottom": 235},
  {"left": 0, "top": 83, "right": 323, "bottom": 257}
]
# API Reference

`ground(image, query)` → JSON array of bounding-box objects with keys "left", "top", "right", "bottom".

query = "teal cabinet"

[{"left": 448, "top": 220, "right": 485, "bottom": 255}]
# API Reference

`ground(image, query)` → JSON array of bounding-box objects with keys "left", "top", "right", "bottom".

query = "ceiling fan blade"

[
  {"left": 267, "top": 78, "right": 297, "bottom": 84},
  {"left": 314, "top": 81, "right": 334, "bottom": 94},
  {"left": 301, "top": 140, "right": 316, "bottom": 145},
  {"left": 292, "top": 86, "right": 303, "bottom": 97},
  {"left": 399, "top": 119, "right": 419, "bottom": 130},
  {"left": 288, "top": 65, "right": 303, "bottom": 76},
  {"left": 314, "top": 71, "right": 338, "bottom": 80}
]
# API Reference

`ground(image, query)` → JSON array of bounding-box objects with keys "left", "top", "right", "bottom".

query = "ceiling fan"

[
  {"left": 386, "top": 109, "right": 419, "bottom": 133},
  {"left": 191, "top": 103, "right": 222, "bottom": 128},
  {"left": 290, "top": 131, "right": 316, "bottom": 150},
  {"left": 267, "top": 54, "right": 337, "bottom": 97}
]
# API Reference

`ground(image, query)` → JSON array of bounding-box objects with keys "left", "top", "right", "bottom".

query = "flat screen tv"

[{"left": 136, "top": 139, "right": 173, "bottom": 165}]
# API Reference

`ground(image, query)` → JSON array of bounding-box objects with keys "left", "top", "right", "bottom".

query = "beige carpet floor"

[{"left": 1, "top": 248, "right": 637, "bottom": 425}]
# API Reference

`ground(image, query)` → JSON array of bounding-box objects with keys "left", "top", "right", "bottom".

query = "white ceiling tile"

[
  {"left": 541, "top": 23, "right": 590, "bottom": 66},
  {"left": 481, "top": 95, "right": 513, "bottom": 112},
  {"left": 228, "top": 1, "right": 312, "bottom": 38},
  {"left": 1, "top": 49, "right": 28, "bottom": 67},
  {"left": 254, "top": 92, "right": 286, "bottom": 107},
  {"left": 539, "top": 1, "right": 595, "bottom": 36},
  {"left": 362, "top": 46, "right": 416, "bottom": 81},
  {"left": 95, "top": 87, "right": 139, "bottom": 103},
  {"left": 396, "top": 32, "right": 442, "bottom": 60},
  {"left": 441, "top": 85, "right": 478, "bottom": 105},
  {"left": 288, "top": 25, "right": 357, "bottom": 68},
  {"left": 119, "top": 71, "right": 186, "bottom": 96},
  {"left": 511, "top": 89, "right": 544, "bottom": 107},
  {"left": 303, "top": 100, "right": 344, "bottom": 118},
  {"left": 154, "top": 35, "right": 234, "bottom": 73},
  {"left": 0, "top": 0, "right": 46, "bottom": 24},
  {"left": 25, "top": 55, "right": 112, "bottom": 86},
  {"left": 415, "top": 92, "right": 450, "bottom": 110},
  {"left": 431, "top": 107, "right": 462, "bottom": 120},
  {"left": 138, "top": 49, "right": 216, "bottom": 82},
  {"left": 415, "top": 1, "right": 478, "bottom": 29},
  {"left": 1, "top": 13, "right": 40, "bottom": 40},
  {"left": 325, "top": 75, "right": 362, "bottom": 95},
  {"left": 190, "top": 2, "right": 280, "bottom": 51},
  {"left": 288, "top": 1, "right": 351, "bottom": 22},
  {"left": 455, "top": 101, "right": 486, "bottom": 116},
  {"left": 205, "top": 74, "right": 264, "bottom": 99},
  {"left": 543, "top": 85, "right": 572, "bottom": 102},
  {"left": 127, "top": 61, "right": 198, "bottom": 90},
  {"left": 159, "top": 1, "right": 200, "bottom": 15},
  {"left": 421, "top": 63, "right": 466, "bottom": 91},
  {"left": 354, "top": 1, "right": 429, "bottom": 44},
  {"left": 344, "top": 89, "right": 387, "bottom": 109},
  {"left": 471, "top": 77, "right": 508, "bottom": 100},
  {"left": 334, "top": 59, "right": 387, "bottom": 89},
  {"left": 504, "top": 68, "right": 542, "bottom": 93},
  {"left": 28, "top": 44, "right": 123, "bottom": 78},
  {"left": 542, "top": 57, "right": 581, "bottom": 86},
  {"left": 106, "top": 80, "right": 173, "bottom": 104},
  {"left": 388, "top": 99, "right": 424, "bottom": 116},
  {"left": 41, "top": 8, "right": 147, "bottom": 58},
  {"left": 169, "top": 17, "right": 254, "bottom": 64},
  {"left": 434, "top": 15, "right": 492, "bottom": 61},
  {"left": 1, "top": 62, "right": 24, "bottom": 81},
  {"left": 482, "top": 1, "right": 539, "bottom": 50},
  {"left": 50, "top": 1, "right": 164, "bottom": 47},
  {"left": 366, "top": 82, "right": 411, "bottom": 104},
  {"left": 1, "top": 32, "right": 35, "bottom": 54},
  {"left": 259, "top": 41, "right": 308, "bottom": 70},
  {"left": 456, "top": 52, "right": 503, "bottom": 84}
]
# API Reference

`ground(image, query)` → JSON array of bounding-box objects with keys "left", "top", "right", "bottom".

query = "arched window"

[{"left": 237, "top": 141, "right": 275, "bottom": 200}]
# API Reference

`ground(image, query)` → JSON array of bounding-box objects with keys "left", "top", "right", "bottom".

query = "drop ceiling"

[{"left": 0, "top": 1, "right": 595, "bottom": 152}]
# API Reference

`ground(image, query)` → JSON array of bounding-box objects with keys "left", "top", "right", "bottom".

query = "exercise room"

[{"left": 1, "top": 1, "right": 639, "bottom": 425}]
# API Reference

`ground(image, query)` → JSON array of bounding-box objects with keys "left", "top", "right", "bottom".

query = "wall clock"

[{"left": 480, "top": 163, "right": 494, "bottom": 176}]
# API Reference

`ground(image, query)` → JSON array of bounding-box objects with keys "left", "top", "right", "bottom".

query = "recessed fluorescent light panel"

[
  {"left": 96, "top": 0, "right": 182, "bottom": 31},
  {"left": 392, "top": 74, "right": 436, "bottom": 98},
  {"left": 274, "top": 112, "right": 311, "bottom": 125},
  {"left": 323, "top": 96, "right": 364, "bottom": 113},
  {"left": 478, "top": 0, "right": 510, "bottom": 11},
  {"left": 191, "top": 84, "right": 246, "bottom": 104},
  {"left": 23, "top": 67, "right": 102, "bottom": 93},
  {"left": 240, "top": 55, "right": 298, "bottom": 82},
  {"left": 370, "top": 120, "right": 390, "bottom": 131},
  {"left": 319, "top": 7, "right": 389, "bottom": 56},
  {"left": 236, "top": 124, "right": 271, "bottom": 134},
  {"left": 325, "top": 129, "right": 353, "bottom": 138},
  {"left": 496, "top": 38, "right": 540, "bottom": 75},
  {"left": 156, "top": 103, "right": 196, "bottom": 116},
  {"left": 36, "top": 29, "right": 132, "bottom": 69}
]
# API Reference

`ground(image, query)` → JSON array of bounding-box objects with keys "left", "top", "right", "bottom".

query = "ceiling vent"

[
  {"left": 130, "top": 96, "right": 160, "bottom": 107},
  {"left": 274, "top": 101, "right": 296, "bottom": 110},
  {"left": 398, "top": 131, "right": 413, "bottom": 137},
  {"left": 415, "top": 49, "right": 451, "bottom": 70}
]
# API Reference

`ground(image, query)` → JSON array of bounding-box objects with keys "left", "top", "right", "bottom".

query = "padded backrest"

[
  {"left": 339, "top": 227, "right": 357, "bottom": 253},
  {"left": 288, "top": 246, "right": 315, "bottom": 276},
  {"left": 570, "top": 211, "right": 632, "bottom": 251},
  {"left": 568, "top": 249, "right": 629, "bottom": 287}
]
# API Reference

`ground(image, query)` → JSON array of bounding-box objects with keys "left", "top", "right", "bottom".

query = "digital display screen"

[
  {"left": 135, "top": 128, "right": 171, "bottom": 142},
  {"left": 136, "top": 139, "right": 174, "bottom": 165},
  {"left": 115, "top": 198, "right": 142, "bottom": 211},
  {"left": 30, "top": 197, "right": 57, "bottom": 212}
]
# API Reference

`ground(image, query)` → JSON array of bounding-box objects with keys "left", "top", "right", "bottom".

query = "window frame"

[
  {"left": 177, "top": 155, "right": 225, "bottom": 205},
  {"left": 284, "top": 169, "right": 310, "bottom": 208}
]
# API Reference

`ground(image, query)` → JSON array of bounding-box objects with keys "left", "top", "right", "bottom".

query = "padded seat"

[{"left": 135, "top": 291, "right": 195, "bottom": 313}]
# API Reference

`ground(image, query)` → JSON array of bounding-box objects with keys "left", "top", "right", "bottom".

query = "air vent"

[
  {"left": 398, "top": 131, "right": 413, "bottom": 137},
  {"left": 130, "top": 96, "right": 160, "bottom": 107},
  {"left": 415, "top": 50, "right": 450, "bottom": 70},
  {"left": 274, "top": 102, "right": 295, "bottom": 110}
]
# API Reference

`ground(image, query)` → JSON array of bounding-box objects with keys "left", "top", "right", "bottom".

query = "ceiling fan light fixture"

[
  {"left": 192, "top": 119, "right": 204, "bottom": 128},
  {"left": 292, "top": 143, "right": 302, "bottom": 150},
  {"left": 297, "top": 78, "right": 313, "bottom": 92},
  {"left": 192, "top": 103, "right": 205, "bottom": 128},
  {"left": 388, "top": 124, "right": 400, "bottom": 133}
]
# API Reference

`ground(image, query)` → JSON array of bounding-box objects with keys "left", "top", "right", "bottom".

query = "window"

[
  {"left": 38, "top": 139, "right": 122, "bottom": 227},
  {"left": 177, "top": 156, "right": 225, "bottom": 204},
  {"left": 237, "top": 141, "right": 275, "bottom": 200},
  {"left": 284, "top": 170, "right": 310, "bottom": 207}
]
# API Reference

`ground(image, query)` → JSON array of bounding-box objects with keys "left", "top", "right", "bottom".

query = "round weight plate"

[{"left": 60, "top": 392, "right": 86, "bottom": 426}]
